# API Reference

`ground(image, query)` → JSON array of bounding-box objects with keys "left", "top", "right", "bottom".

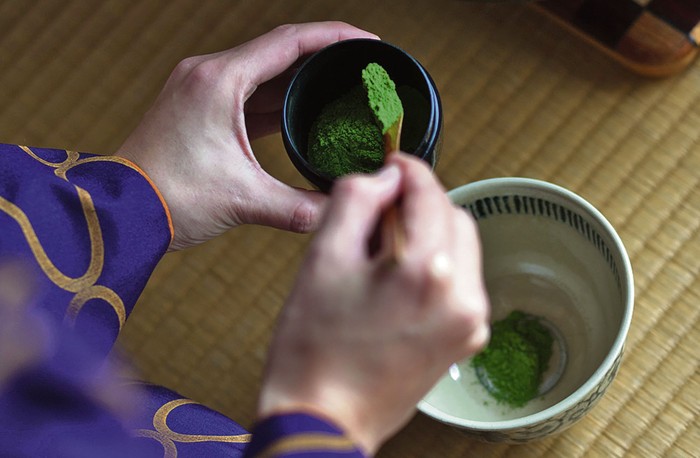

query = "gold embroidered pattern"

[
  {"left": 0, "top": 146, "right": 156, "bottom": 330},
  {"left": 20, "top": 145, "right": 142, "bottom": 180},
  {"left": 255, "top": 433, "right": 357, "bottom": 458},
  {"left": 135, "top": 398, "right": 251, "bottom": 457},
  {"left": 0, "top": 194, "right": 103, "bottom": 292},
  {"left": 134, "top": 429, "right": 179, "bottom": 457},
  {"left": 66, "top": 285, "right": 126, "bottom": 330},
  {"left": 19, "top": 145, "right": 174, "bottom": 240}
]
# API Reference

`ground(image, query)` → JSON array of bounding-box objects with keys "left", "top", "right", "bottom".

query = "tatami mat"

[{"left": 1, "top": 1, "right": 697, "bottom": 456}]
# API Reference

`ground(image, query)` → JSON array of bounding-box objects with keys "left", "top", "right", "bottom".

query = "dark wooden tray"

[{"left": 531, "top": 0, "right": 700, "bottom": 77}]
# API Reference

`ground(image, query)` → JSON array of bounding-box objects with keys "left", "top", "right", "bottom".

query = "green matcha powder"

[
  {"left": 472, "top": 310, "right": 554, "bottom": 408},
  {"left": 308, "top": 62, "right": 418, "bottom": 178},
  {"left": 361, "top": 62, "right": 403, "bottom": 135},
  {"left": 308, "top": 85, "right": 384, "bottom": 178}
]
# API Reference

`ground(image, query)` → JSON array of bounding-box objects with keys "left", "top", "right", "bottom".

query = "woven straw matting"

[{"left": 1, "top": 1, "right": 698, "bottom": 456}]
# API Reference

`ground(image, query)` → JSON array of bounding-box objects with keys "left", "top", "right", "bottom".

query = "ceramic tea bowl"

[{"left": 418, "top": 178, "right": 634, "bottom": 443}]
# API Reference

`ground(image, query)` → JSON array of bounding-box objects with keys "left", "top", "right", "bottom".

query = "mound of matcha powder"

[
  {"left": 472, "top": 310, "right": 554, "bottom": 408},
  {"left": 307, "top": 85, "right": 384, "bottom": 178}
]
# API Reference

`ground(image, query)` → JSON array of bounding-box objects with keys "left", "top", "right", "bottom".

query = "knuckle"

[
  {"left": 415, "top": 252, "right": 454, "bottom": 297},
  {"left": 172, "top": 56, "right": 199, "bottom": 79},
  {"left": 447, "top": 307, "right": 490, "bottom": 356},
  {"left": 459, "top": 286, "right": 489, "bottom": 323},
  {"left": 452, "top": 307, "right": 479, "bottom": 333},
  {"left": 289, "top": 201, "right": 317, "bottom": 233},
  {"left": 176, "top": 59, "right": 223, "bottom": 96},
  {"left": 465, "top": 322, "right": 491, "bottom": 355},
  {"left": 188, "top": 60, "right": 218, "bottom": 86},
  {"left": 460, "top": 299, "right": 490, "bottom": 351},
  {"left": 268, "top": 24, "right": 302, "bottom": 63},
  {"left": 272, "top": 23, "right": 298, "bottom": 37},
  {"left": 423, "top": 263, "right": 452, "bottom": 295}
]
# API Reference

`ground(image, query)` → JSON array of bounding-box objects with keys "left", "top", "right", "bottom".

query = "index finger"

[
  {"left": 388, "top": 154, "right": 451, "bottom": 249},
  {"left": 236, "top": 22, "right": 379, "bottom": 85},
  {"left": 315, "top": 165, "right": 402, "bottom": 263}
]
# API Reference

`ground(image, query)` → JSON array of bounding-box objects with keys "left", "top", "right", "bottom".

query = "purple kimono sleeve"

[
  {"left": 0, "top": 143, "right": 366, "bottom": 457},
  {"left": 0, "top": 143, "right": 175, "bottom": 456},
  {"left": 0, "top": 143, "right": 173, "bottom": 355},
  {"left": 243, "top": 413, "right": 366, "bottom": 458}
]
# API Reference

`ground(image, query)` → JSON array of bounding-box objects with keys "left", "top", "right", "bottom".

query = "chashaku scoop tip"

[{"left": 362, "top": 62, "right": 404, "bottom": 142}]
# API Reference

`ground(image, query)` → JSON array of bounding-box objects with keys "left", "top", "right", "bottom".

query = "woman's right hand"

[{"left": 257, "top": 153, "right": 491, "bottom": 455}]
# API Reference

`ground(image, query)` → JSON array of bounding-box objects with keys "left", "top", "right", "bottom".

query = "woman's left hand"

[{"left": 116, "top": 22, "right": 379, "bottom": 251}]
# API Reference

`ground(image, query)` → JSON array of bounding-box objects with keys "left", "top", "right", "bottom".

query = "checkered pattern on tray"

[{"left": 540, "top": 0, "right": 700, "bottom": 47}]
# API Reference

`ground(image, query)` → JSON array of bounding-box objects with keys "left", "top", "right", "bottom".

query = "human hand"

[
  {"left": 257, "top": 153, "right": 491, "bottom": 455},
  {"left": 116, "top": 22, "right": 379, "bottom": 251}
]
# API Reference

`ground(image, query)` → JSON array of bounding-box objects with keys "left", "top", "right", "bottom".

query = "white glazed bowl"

[{"left": 418, "top": 178, "right": 634, "bottom": 443}]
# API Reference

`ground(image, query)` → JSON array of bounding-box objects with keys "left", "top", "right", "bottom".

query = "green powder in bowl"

[{"left": 471, "top": 310, "right": 554, "bottom": 408}]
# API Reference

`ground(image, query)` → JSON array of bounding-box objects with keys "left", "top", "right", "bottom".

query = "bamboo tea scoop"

[{"left": 362, "top": 63, "right": 405, "bottom": 262}]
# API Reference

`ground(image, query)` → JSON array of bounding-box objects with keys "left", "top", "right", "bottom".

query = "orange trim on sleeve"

[{"left": 106, "top": 156, "right": 175, "bottom": 245}]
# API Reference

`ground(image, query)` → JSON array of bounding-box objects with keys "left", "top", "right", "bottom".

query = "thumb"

[{"left": 244, "top": 177, "right": 328, "bottom": 233}]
